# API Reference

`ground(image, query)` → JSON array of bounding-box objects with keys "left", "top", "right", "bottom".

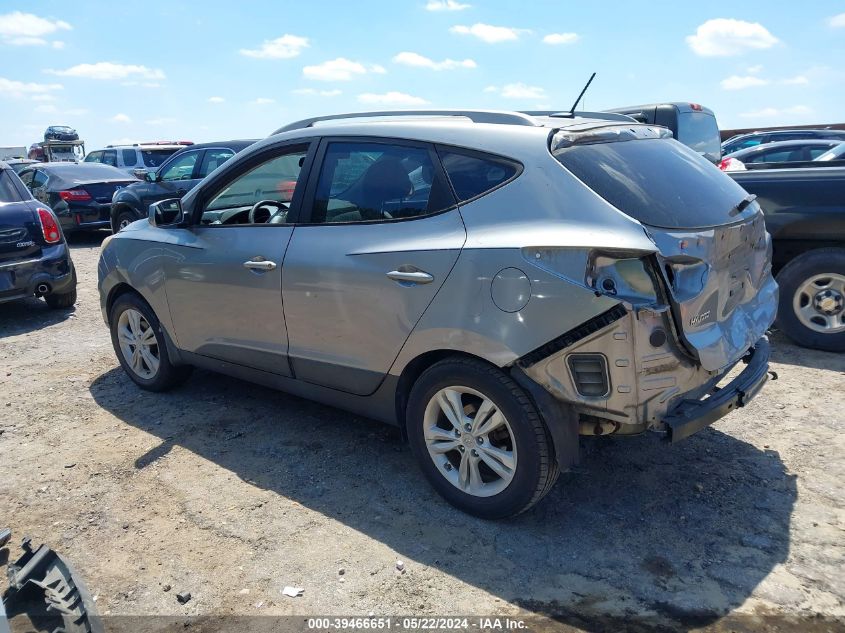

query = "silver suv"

[{"left": 97, "top": 110, "right": 778, "bottom": 518}]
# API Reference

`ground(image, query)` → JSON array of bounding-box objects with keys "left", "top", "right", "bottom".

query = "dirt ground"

[{"left": 1, "top": 233, "right": 843, "bottom": 632}]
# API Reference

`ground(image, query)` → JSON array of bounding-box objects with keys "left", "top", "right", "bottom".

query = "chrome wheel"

[
  {"left": 117, "top": 308, "right": 160, "bottom": 379},
  {"left": 423, "top": 386, "right": 517, "bottom": 497},
  {"left": 793, "top": 273, "right": 845, "bottom": 334}
]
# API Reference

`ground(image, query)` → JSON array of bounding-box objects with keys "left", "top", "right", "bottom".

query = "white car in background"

[{"left": 84, "top": 141, "right": 193, "bottom": 179}]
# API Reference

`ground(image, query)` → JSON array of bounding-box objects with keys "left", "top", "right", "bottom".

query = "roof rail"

[
  {"left": 273, "top": 109, "right": 541, "bottom": 134},
  {"left": 520, "top": 110, "right": 637, "bottom": 123}
]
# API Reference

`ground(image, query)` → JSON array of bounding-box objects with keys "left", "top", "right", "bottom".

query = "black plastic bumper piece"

[{"left": 663, "top": 337, "right": 772, "bottom": 443}]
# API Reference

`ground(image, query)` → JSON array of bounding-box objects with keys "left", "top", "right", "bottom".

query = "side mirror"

[
  {"left": 149, "top": 198, "right": 184, "bottom": 227},
  {"left": 145, "top": 171, "right": 157, "bottom": 183}
]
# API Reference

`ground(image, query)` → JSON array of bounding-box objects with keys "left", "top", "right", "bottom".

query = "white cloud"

[
  {"left": 303, "top": 57, "right": 371, "bottom": 81},
  {"left": 31, "top": 94, "right": 56, "bottom": 102},
  {"left": 35, "top": 104, "right": 57, "bottom": 113},
  {"left": 499, "top": 82, "right": 547, "bottom": 99},
  {"left": 208, "top": 96, "right": 225, "bottom": 103},
  {"left": 47, "top": 62, "right": 165, "bottom": 81},
  {"left": 828, "top": 13, "right": 845, "bottom": 28},
  {"left": 483, "top": 85, "right": 498, "bottom": 93},
  {"left": 747, "top": 64, "right": 763, "bottom": 74},
  {"left": 686, "top": 18, "right": 779, "bottom": 57},
  {"left": 450, "top": 23, "right": 528, "bottom": 43},
  {"left": 111, "top": 113, "right": 131, "bottom": 123},
  {"left": 542, "top": 32, "right": 579, "bottom": 45},
  {"left": 720, "top": 75, "right": 770, "bottom": 90},
  {"left": 370, "top": 64, "right": 387, "bottom": 74},
  {"left": 0, "top": 76, "right": 62, "bottom": 98},
  {"left": 782, "top": 75, "right": 809, "bottom": 85},
  {"left": 392, "top": 51, "right": 476, "bottom": 71},
  {"left": 740, "top": 105, "right": 813, "bottom": 119},
  {"left": 51, "top": 40, "right": 64, "bottom": 49},
  {"left": 252, "top": 97, "right": 275, "bottom": 105},
  {"left": 239, "top": 34, "right": 309, "bottom": 59},
  {"left": 292, "top": 88, "right": 342, "bottom": 96},
  {"left": 357, "top": 91, "right": 429, "bottom": 106},
  {"left": 0, "top": 11, "right": 71, "bottom": 47},
  {"left": 425, "top": 0, "right": 470, "bottom": 11}
]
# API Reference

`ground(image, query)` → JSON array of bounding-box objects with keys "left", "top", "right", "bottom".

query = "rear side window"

[
  {"left": 121, "top": 149, "right": 137, "bottom": 167},
  {"left": 310, "top": 141, "right": 454, "bottom": 224},
  {"left": 676, "top": 112, "right": 721, "bottom": 162},
  {"left": 102, "top": 150, "right": 117, "bottom": 167},
  {"left": 0, "top": 171, "right": 24, "bottom": 202},
  {"left": 439, "top": 150, "right": 519, "bottom": 202},
  {"left": 554, "top": 138, "right": 748, "bottom": 229},
  {"left": 198, "top": 149, "right": 235, "bottom": 178}
]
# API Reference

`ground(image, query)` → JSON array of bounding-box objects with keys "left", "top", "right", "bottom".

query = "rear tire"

[
  {"left": 406, "top": 357, "right": 558, "bottom": 519},
  {"left": 113, "top": 208, "right": 138, "bottom": 233},
  {"left": 775, "top": 248, "right": 845, "bottom": 352},
  {"left": 109, "top": 292, "right": 192, "bottom": 391},
  {"left": 45, "top": 288, "right": 77, "bottom": 309}
]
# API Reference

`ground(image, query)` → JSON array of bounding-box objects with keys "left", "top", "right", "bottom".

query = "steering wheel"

[{"left": 248, "top": 200, "right": 287, "bottom": 224}]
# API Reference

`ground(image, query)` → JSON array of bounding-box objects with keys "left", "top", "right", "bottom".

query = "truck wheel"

[
  {"left": 406, "top": 357, "right": 559, "bottom": 519},
  {"left": 776, "top": 248, "right": 845, "bottom": 352},
  {"left": 114, "top": 209, "right": 138, "bottom": 233},
  {"left": 109, "top": 292, "right": 192, "bottom": 391}
]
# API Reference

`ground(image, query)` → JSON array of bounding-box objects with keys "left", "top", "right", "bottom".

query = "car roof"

[{"left": 260, "top": 111, "right": 645, "bottom": 159}]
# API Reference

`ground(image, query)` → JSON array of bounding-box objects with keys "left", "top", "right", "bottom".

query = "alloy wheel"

[
  {"left": 423, "top": 386, "right": 517, "bottom": 497},
  {"left": 116, "top": 308, "right": 160, "bottom": 379}
]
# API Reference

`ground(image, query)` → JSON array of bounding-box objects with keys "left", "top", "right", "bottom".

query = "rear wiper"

[{"left": 728, "top": 194, "right": 757, "bottom": 217}]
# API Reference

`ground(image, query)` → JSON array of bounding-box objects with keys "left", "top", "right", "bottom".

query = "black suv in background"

[
  {"left": 44, "top": 126, "right": 79, "bottom": 142},
  {"left": 109, "top": 140, "right": 255, "bottom": 232}
]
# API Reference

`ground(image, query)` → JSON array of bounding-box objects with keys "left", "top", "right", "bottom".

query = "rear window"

[
  {"left": 0, "top": 171, "right": 25, "bottom": 203},
  {"left": 439, "top": 150, "right": 519, "bottom": 202},
  {"left": 677, "top": 112, "right": 721, "bottom": 162},
  {"left": 554, "top": 137, "right": 749, "bottom": 229}
]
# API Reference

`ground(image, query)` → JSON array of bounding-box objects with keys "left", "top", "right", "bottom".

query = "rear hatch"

[
  {"left": 0, "top": 171, "right": 42, "bottom": 263},
  {"left": 553, "top": 126, "right": 778, "bottom": 371}
]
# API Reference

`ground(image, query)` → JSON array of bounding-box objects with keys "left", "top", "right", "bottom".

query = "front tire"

[
  {"left": 113, "top": 208, "right": 138, "bottom": 233},
  {"left": 406, "top": 357, "right": 558, "bottom": 519},
  {"left": 109, "top": 293, "right": 192, "bottom": 391},
  {"left": 776, "top": 248, "right": 845, "bottom": 352}
]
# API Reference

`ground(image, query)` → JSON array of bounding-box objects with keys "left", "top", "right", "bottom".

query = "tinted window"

[
  {"left": 439, "top": 150, "right": 518, "bottom": 202},
  {"left": 677, "top": 112, "right": 721, "bottom": 161},
  {"left": 160, "top": 151, "right": 199, "bottom": 181},
  {"left": 142, "top": 149, "right": 176, "bottom": 168},
  {"left": 102, "top": 150, "right": 117, "bottom": 167},
  {"left": 32, "top": 171, "right": 49, "bottom": 188},
  {"left": 84, "top": 151, "right": 102, "bottom": 163},
  {"left": 202, "top": 146, "right": 308, "bottom": 225},
  {"left": 121, "top": 149, "right": 137, "bottom": 167},
  {"left": 311, "top": 142, "right": 452, "bottom": 224},
  {"left": 0, "top": 171, "right": 24, "bottom": 203},
  {"left": 554, "top": 138, "right": 748, "bottom": 229},
  {"left": 198, "top": 149, "right": 235, "bottom": 178},
  {"left": 808, "top": 145, "right": 837, "bottom": 159},
  {"left": 17, "top": 170, "right": 34, "bottom": 187}
]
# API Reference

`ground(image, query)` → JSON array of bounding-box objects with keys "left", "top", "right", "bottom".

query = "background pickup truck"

[{"left": 729, "top": 167, "right": 845, "bottom": 352}]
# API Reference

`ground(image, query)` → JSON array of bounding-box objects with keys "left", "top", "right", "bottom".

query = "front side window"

[
  {"left": 198, "top": 149, "right": 235, "bottom": 178},
  {"left": 84, "top": 151, "right": 102, "bottom": 163},
  {"left": 159, "top": 151, "right": 199, "bottom": 181},
  {"left": 201, "top": 146, "right": 308, "bottom": 225},
  {"left": 439, "top": 150, "right": 519, "bottom": 202},
  {"left": 310, "top": 141, "right": 451, "bottom": 224},
  {"left": 121, "top": 149, "right": 137, "bottom": 167}
]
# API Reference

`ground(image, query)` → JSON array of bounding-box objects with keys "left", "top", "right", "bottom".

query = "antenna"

[{"left": 568, "top": 72, "right": 596, "bottom": 115}]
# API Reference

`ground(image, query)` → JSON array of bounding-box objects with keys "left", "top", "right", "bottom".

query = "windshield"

[
  {"left": 554, "top": 137, "right": 749, "bottom": 229},
  {"left": 677, "top": 112, "right": 721, "bottom": 163},
  {"left": 142, "top": 149, "right": 178, "bottom": 168}
]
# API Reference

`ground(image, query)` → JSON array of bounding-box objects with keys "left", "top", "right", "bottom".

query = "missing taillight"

[{"left": 37, "top": 207, "right": 61, "bottom": 244}]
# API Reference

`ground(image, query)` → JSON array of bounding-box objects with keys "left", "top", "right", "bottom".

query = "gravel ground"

[{"left": 1, "top": 233, "right": 843, "bottom": 632}]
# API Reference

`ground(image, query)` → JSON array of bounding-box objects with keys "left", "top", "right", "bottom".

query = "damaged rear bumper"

[{"left": 663, "top": 336, "right": 772, "bottom": 443}]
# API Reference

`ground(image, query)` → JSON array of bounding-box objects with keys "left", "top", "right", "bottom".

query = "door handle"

[
  {"left": 386, "top": 270, "right": 434, "bottom": 285},
  {"left": 243, "top": 258, "right": 277, "bottom": 271}
]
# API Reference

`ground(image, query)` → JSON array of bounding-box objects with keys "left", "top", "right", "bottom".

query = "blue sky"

[{"left": 1, "top": 1, "right": 843, "bottom": 151}]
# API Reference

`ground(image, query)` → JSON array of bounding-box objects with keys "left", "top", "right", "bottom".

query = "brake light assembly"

[
  {"left": 59, "top": 188, "right": 92, "bottom": 202},
  {"left": 36, "top": 207, "right": 61, "bottom": 244}
]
